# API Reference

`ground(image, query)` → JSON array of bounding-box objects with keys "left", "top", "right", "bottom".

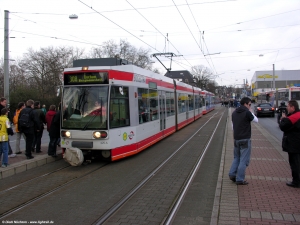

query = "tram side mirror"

[{"left": 119, "top": 87, "right": 124, "bottom": 95}]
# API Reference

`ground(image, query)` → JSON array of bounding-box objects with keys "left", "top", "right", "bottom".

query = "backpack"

[{"left": 19, "top": 109, "right": 33, "bottom": 128}]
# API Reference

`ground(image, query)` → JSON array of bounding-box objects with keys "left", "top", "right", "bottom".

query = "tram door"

[{"left": 159, "top": 92, "right": 166, "bottom": 131}]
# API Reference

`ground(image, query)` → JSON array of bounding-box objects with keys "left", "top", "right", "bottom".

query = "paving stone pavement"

[
  {"left": 211, "top": 108, "right": 300, "bottom": 225},
  {"left": 0, "top": 143, "right": 62, "bottom": 179},
  {"left": 1, "top": 106, "right": 299, "bottom": 225}
]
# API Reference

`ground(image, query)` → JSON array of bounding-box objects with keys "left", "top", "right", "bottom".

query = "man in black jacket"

[
  {"left": 229, "top": 97, "right": 258, "bottom": 185},
  {"left": 279, "top": 100, "right": 300, "bottom": 188},
  {"left": 18, "top": 100, "right": 40, "bottom": 159},
  {"left": 32, "top": 101, "right": 46, "bottom": 153}
]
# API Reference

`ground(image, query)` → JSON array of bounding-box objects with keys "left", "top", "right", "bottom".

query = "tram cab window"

[
  {"left": 61, "top": 86, "right": 109, "bottom": 130},
  {"left": 109, "top": 86, "right": 130, "bottom": 128}
]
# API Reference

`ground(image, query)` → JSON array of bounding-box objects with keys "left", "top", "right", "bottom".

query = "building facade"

[{"left": 251, "top": 70, "right": 300, "bottom": 96}]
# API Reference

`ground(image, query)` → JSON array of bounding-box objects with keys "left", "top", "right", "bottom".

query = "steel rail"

[
  {"left": 94, "top": 111, "right": 222, "bottom": 225},
  {"left": 164, "top": 112, "right": 224, "bottom": 225},
  {"left": 0, "top": 163, "right": 109, "bottom": 219}
]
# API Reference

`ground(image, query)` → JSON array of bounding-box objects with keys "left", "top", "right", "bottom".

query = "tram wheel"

[{"left": 101, "top": 150, "right": 111, "bottom": 159}]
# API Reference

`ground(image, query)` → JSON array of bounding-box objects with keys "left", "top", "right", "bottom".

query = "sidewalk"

[
  {"left": 212, "top": 108, "right": 300, "bottom": 225},
  {"left": 0, "top": 144, "right": 62, "bottom": 179}
]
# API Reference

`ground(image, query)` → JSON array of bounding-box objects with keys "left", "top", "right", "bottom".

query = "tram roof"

[{"left": 64, "top": 62, "right": 212, "bottom": 95}]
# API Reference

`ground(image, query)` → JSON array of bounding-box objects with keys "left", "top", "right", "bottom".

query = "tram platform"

[
  {"left": 211, "top": 107, "right": 300, "bottom": 225},
  {"left": 0, "top": 144, "right": 62, "bottom": 179},
  {"left": 1, "top": 107, "right": 299, "bottom": 225}
]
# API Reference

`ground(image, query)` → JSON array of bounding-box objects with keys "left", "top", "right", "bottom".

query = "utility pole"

[
  {"left": 273, "top": 64, "right": 275, "bottom": 90},
  {"left": 273, "top": 64, "right": 278, "bottom": 107},
  {"left": 4, "top": 10, "right": 10, "bottom": 105}
]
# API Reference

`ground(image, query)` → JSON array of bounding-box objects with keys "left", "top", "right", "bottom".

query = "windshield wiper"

[{"left": 82, "top": 114, "right": 97, "bottom": 131}]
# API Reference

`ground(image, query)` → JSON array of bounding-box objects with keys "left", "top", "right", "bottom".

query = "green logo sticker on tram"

[{"left": 123, "top": 132, "right": 128, "bottom": 141}]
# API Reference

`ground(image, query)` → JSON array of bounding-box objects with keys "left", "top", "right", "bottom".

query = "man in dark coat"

[
  {"left": 32, "top": 101, "right": 46, "bottom": 153},
  {"left": 18, "top": 100, "right": 40, "bottom": 159},
  {"left": 228, "top": 97, "right": 258, "bottom": 185},
  {"left": 279, "top": 100, "right": 300, "bottom": 188},
  {"left": 48, "top": 110, "right": 61, "bottom": 157}
]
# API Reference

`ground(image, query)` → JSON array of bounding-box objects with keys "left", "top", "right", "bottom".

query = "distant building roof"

[{"left": 165, "top": 70, "right": 196, "bottom": 86}]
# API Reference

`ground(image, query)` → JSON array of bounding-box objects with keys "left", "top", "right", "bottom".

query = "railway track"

[{"left": 0, "top": 106, "right": 227, "bottom": 225}]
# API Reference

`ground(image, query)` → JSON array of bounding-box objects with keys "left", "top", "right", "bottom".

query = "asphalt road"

[{"left": 253, "top": 111, "right": 283, "bottom": 142}]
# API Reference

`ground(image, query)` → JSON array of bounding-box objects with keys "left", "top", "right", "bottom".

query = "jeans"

[
  {"left": 15, "top": 132, "right": 26, "bottom": 153},
  {"left": 48, "top": 136, "right": 58, "bottom": 156},
  {"left": 32, "top": 129, "right": 43, "bottom": 152},
  {"left": 0, "top": 141, "right": 9, "bottom": 166},
  {"left": 229, "top": 139, "right": 252, "bottom": 182},
  {"left": 24, "top": 133, "right": 34, "bottom": 157}
]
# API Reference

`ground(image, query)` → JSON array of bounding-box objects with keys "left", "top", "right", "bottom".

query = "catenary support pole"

[{"left": 4, "top": 10, "right": 10, "bottom": 105}]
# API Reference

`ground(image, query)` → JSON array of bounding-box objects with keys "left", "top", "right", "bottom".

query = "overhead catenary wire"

[
  {"left": 172, "top": 0, "right": 216, "bottom": 74},
  {"left": 10, "top": 0, "right": 238, "bottom": 15},
  {"left": 78, "top": 0, "right": 163, "bottom": 54},
  {"left": 125, "top": 0, "right": 194, "bottom": 70},
  {"left": 205, "top": 8, "right": 300, "bottom": 31},
  {"left": 9, "top": 13, "right": 102, "bottom": 48},
  {"left": 7, "top": 30, "right": 105, "bottom": 47},
  {"left": 185, "top": 0, "right": 219, "bottom": 75}
]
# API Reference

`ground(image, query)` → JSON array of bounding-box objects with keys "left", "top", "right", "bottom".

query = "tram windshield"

[{"left": 61, "top": 86, "right": 108, "bottom": 130}]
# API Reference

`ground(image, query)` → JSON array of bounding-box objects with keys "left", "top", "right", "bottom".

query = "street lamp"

[{"left": 69, "top": 14, "right": 78, "bottom": 19}]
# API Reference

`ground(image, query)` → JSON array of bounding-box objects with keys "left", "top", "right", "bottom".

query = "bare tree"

[
  {"left": 89, "top": 39, "right": 154, "bottom": 70},
  {"left": 190, "top": 65, "right": 216, "bottom": 89}
]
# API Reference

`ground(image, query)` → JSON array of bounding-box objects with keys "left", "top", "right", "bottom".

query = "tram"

[
  {"left": 257, "top": 87, "right": 300, "bottom": 107},
  {"left": 60, "top": 58, "right": 215, "bottom": 165}
]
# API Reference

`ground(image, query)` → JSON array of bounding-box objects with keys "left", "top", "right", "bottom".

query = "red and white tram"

[{"left": 60, "top": 58, "right": 214, "bottom": 165}]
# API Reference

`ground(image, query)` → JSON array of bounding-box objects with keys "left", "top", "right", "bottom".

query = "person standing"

[
  {"left": 45, "top": 105, "right": 57, "bottom": 132},
  {"left": 18, "top": 100, "right": 40, "bottom": 159},
  {"left": 32, "top": 101, "right": 46, "bottom": 153},
  {"left": 229, "top": 97, "right": 258, "bottom": 185},
  {"left": 41, "top": 104, "right": 47, "bottom": 115},
  {"left": 48, "top": 109, "right": 61, "bottom": 157},
  {"left": 13, "top": 102, "right": 26, "bottom": 154},
  {"left": 279, "top": 100, "right": 300, "bottom": 188},
  {"left": 0, "top": 108, "right": 14, "bottom": 167},
  {"left": 0, "top": 97, "right": 14, "bottom": 157}
]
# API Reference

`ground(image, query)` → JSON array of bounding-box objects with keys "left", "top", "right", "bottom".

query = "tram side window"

[
  {"left": 138, "top": 88, "right": 150, "bottom": 124},
  {"left": 195, "top": 95, "right": 200, "bottom": 109},
  {"left": 149, "top": 89, "right": 158, "bottom": 121},
  {"left": 291, "top": 92, "right": 300, "bottom": 100},
  {"left": 188, "top": 95, "right": 194, "bottom": 110},
  {"left": 109, "top": 86, "right": 130, "bottom": 128},
  {"left": 178, "top": 93, "right": 187, "bottom": 113},
  {"left": 166, "top": 92, "right": 175, "bottom": 117},
  {"left": 199, "top": 96, "right": 203, "bottom": 108}
]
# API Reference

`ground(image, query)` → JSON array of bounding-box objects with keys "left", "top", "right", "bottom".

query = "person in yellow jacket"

[
  {"left": 13, "top": 102, "right": 26, "bottom": 154},
  {"left": 0, "top": 108, "right": 14, "bottom": 168}
]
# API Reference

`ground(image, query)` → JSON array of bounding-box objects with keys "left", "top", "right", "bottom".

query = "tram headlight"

[
  {"left": 93, "top": 131, "right": 107, "bottom": 139},
  {"left": 61, "top": 130, "right": 71, "bottom": 138}
]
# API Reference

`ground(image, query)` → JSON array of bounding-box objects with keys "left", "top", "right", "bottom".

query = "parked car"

[{"left": 254, "top": 103, "right": 275, "bottom": 117}]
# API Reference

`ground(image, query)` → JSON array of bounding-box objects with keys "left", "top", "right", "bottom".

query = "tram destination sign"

[{"left": 64, "top": 72, "right": 108, "bottom": 85}]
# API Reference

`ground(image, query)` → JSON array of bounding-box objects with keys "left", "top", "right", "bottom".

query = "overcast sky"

[{"left": 1, "top": 0, "right": 300, "bottom": 86}]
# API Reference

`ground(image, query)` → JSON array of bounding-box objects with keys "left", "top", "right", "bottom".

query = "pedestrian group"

[
  {"left": 0, "top": 97, "right": 60, "bottom": 167},
  {"left": 228, "top": 97, "right": 300, "bottom": 188}
]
